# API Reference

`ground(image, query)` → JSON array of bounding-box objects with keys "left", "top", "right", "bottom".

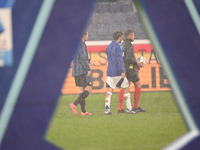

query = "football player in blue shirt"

[
  {"left": 70, "top": 31, "right": 95, "bottom": 116},
  {"left": 104, "top": 31, "right": 136, "bottom": 115}
]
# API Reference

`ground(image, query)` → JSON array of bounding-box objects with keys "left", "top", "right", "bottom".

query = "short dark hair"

[
  {"left": 113, "top": 31, "right": 123, "bottom": 41},
  {"left": 125, "top": 30, "right": 134, "bottom": 38}
]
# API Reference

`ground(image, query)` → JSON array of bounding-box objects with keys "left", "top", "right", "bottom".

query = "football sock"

[
  {"left": 124, "top": 93, "right": 132, "bottom": 111},
  {"left": 134, "top": 87, "right": 141, "bottom": 109},
  {"left": 80, "top": 90, "right": 89, "bottom": 113},
  {"left": 118, "top": 89, "right": 124, "bottom": 110},
  {"left": 74, "top": 90, "right": 89, "bottom": 106},
  {"left": 105, "top": 92, "right": 112, "bottom": 111},
  {"left": 80, "top": 99, "right": 86, "bottom": 113}
]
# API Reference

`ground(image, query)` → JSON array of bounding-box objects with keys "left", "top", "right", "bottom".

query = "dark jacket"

[{"left": 121, "top": 38, "right": 138, "bottom": 75}]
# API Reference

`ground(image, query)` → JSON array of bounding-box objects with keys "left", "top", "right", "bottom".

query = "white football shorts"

[{"left": 106, "top": 76, "right": 129, "bottom": 89}]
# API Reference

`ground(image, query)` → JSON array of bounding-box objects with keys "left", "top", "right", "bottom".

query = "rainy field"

[{"left": 46, "top": 91, "right": 187, "bottom": 150}]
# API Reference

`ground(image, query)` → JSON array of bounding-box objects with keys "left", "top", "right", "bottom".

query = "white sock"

[
  {"left": 124, "top": 93, "right": 132, "bottom": 111},
  {"left": 105, "top": 92, "right": 112, "bottom": 111}
]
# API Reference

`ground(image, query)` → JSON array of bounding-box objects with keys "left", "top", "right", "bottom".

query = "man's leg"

[
  {"left": 80, "top": 91, "right": 92, "bottom": 115},
  {"left": 105, "top": 88, "right": 113, "bottom": 115},
  {"left": 121, "top": 77, "right": 136, "bottom": 114},
  {"left": 133, "top": 81, "right": 146, "bottom": 112},
  {"left": 73, "top": 87, "right": 84, "bottom": 105},
  {"left": 118, "top": 89, "right": 124, "bottom": 111},
  {"left": 133, "top": 81, "right": 141, "bottom": 109},
  {"left": 80, "top": 79, "right": 93, "bottom": 115},
  {"left": 70, "top": 87, "right": 84, "bottom": 115},
  {"left": 123, "top": 87, "right": 132, "bottom": 112},
  {"left": 70, "top": 74, "right": 92, "bottom": 115},
  {"left": 79, "top": 90, "right": 89, "bottom": 113}
]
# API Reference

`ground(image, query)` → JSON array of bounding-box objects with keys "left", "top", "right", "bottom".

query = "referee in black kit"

[{"left": 70, "top": 31, "right": 95, "bottom": 116}]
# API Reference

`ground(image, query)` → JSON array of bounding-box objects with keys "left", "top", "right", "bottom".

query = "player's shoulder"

[
  {"left": 112, "top": 41, "right": 120, "bottom": 47},
  {"left": 107, "top": 41, "right": 114, "bottom": 47},
  {"left": 122, "top": 39, "right": 132, "bottom": 45},
  {"left": 107, "top": 41, "right": 119, "bottom": 48},
  {"left": 122, "top": 40, "right": 132, "bottom": 49}
]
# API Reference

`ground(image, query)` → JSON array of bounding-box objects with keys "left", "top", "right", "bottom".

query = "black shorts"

[
  {"left": 74, "top": 74, "right": 92, "bottom": 88},
  {"left": 126, "top": 71, "right": 140, "bottom": 83}
]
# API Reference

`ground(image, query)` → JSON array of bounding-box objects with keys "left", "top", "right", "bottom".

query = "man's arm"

[
  {"left": 79, "top": 43, "right": 91, "bottom": 72},
  {"left": 116, "top": 45, "right": 125, "bottom": 74}
]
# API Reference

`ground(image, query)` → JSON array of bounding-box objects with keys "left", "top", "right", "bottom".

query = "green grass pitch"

[{"left": 45, "top": 91, "right": 187, "bottom": 150}]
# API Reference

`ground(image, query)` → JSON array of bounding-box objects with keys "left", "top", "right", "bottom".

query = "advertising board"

[{"left": 62, "top": 40, "right": 170, "bottom": 94}]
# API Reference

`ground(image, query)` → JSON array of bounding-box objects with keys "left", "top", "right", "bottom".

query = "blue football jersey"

[{"left": 106, "top": 41, "right": 125, "bottom": 76}]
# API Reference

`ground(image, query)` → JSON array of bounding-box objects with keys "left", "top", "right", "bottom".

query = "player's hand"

[
  {"left": 87, "top": 70, "right": 91, "bottom": 77},
  {"left": 135, "top": 66, "right": 140, "bottom": 71},
  {"left": 90, "top": 60, "right": 96, "bottom": 66},
  {"left": 121, "top": 73, "right": 125, "bottom": 78},
  {"left": 137, "top": 62, "right": 144, "bottom": 67}
]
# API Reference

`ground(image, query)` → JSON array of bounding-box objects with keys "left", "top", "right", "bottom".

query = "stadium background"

[
  {"left": 1, "top": 0, "right": 199, "bottom": 149},
  {"left": 61, "top": 0, "right": 170, "bottom": 94}
]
